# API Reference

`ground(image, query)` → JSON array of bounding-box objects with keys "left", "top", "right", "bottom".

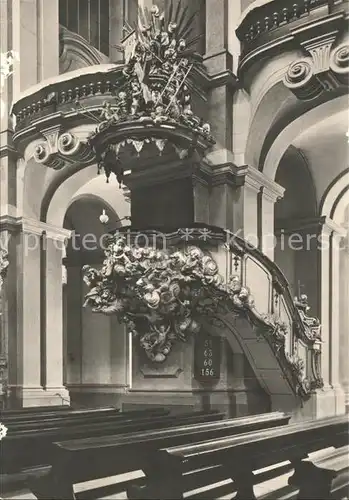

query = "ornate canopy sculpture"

[{"left": 76, "top": 2, "right": 214, "bottom": 186}]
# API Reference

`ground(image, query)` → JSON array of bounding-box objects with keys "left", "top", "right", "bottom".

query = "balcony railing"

[{"left": 236, "top": 0, "right": 343, "bottom": 58}]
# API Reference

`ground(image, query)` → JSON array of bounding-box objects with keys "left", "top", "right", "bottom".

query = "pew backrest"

[
  {"left": 47, "top": 411, "right": 290, "bottom": 485},
  {"left": 4, "top": 407, "right": 168, "bottom": 429},
  {"left": 159, "top": 414, "right": 349, "bottom": 471},
  {"left": 1, "top": 410, "right": 225, "bottom": 473},
  {"left": 1, "top": 406, "right": 118, "bottom": 423}
]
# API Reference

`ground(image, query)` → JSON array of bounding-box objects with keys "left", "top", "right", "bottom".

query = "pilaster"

[
  {"left": 204, "top": 0, "right": 234, "bottom": 150},
  {"left": 43, "top": 226, "right": 71, "bottom": 391},
  {"left": 244, "top": 167, "right": 285, "bottom": 257},
  {"left": 12, "top": 0, "right": 59, "bottom": 97},
  {"left": 2, "top": 217, "right": 70, "bottom": 407},
  {"left": 319, "top": 217, "right": 346, "bottom": 415}
]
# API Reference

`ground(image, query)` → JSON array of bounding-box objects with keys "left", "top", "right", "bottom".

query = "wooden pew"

[
  {"left": 131, "top": 414, "right": 349, "bottom": 500},
  {"left": 26, "top": 411, "right": 291, "bottom": 499},
  {"left": 1, "top": 405, "right": 71, "bottom": 415},
  {"left": 4, "top": 407, "right": 165, "bottom": 429},
  {"left": 1, "top": 410, "right": 224, "bottom": 479},
  {"left": 1, "top": 405, "right": 119, "bottom": 423}
]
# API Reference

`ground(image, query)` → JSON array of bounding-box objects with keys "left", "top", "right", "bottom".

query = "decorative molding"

[
  {"left": 237, "top": 1, "right": 349, "bottom": 83},
  {"left": 32, "top": 125, "right": 95, "bottom": 170},
  {"left": 21, "top": 218, "right": 72, "bottom": 242},
  {"left": 275, "top": 215, "right": 347, "bottom": 236},
  {"left": 320, "top": 215, "right": 347, "bottom": 237},
  {"left": 209, "top": 162, "right": 247, "bottom": 188},
  {"left": 284, "top": 17, "right": 349, "bottom": 100},
  {"left": 245, "top": 166, "right": 285, "bottom": 201}
]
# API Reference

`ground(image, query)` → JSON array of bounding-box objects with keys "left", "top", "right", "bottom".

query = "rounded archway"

[
  {"left": 62, "top": 193, "right": 129, "bottom": 407},
  {"left": 274, "top": 145, "right": 318, "bottom": 312},
  {"left": 320, "top": 172, "right": 349, "bottom": 409}
]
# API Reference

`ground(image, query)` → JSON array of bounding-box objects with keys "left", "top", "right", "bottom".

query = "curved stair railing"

[
  {"left": 227, "top": 232, "right": 323, "bottom": 399},
  {"left": 82, "top": 225, "right": 323, "bottom": 401}
]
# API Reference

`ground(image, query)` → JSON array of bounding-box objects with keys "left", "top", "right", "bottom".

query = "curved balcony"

[
  {"left": 12, "top": 65, "right": 214, "bottom": 171},
  {"left": 236, "top": 0, "right": 349, "bottom": 86}
]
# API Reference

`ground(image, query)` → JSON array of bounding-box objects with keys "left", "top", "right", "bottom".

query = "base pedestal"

[
  {"left": 291, "top": 385, "right": 346, "bottom": 422},
  {"left": 8, "top": 385, "right": 70, "bottom": 408}
]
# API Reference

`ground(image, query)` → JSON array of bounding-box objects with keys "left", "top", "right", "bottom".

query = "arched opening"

[
  {"left": 274, "top": 146, "right": 318, "bottom": 312},
  {"left": 62, "top": 195, "right": 129, "bottom": 407}
]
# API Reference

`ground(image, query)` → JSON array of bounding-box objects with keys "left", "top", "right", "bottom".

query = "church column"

[
  {"left": 339, "top": 233, "right": 349, "bottom": 407},
  {"left": 43, "top": 226, "right": 71, "bottom": 403},
  {"left": 243, "top": 169, "right": 261, "bottom": 247},
  {"left": 3, "top": 218, "right": 70, "bottom": 407},
  {"left": 205, "top": 0, "right": 234, "bottom": 153},
  {"left": 7, "top": 219, "right": 43, "bottom": 406},
  {"left": 319, "top": 217, "right": 346, "bottom": 415}
]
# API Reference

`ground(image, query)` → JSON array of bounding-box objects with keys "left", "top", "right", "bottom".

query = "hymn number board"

[{"left": 194, "top": 333, "right": 221, "bottom": 383}]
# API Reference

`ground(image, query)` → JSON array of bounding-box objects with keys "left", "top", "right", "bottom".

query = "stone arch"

[
  {"left": 43, "top": 165, "right": 130, "bottom": 227},
  {"left": 320, "top": 170, "right": 349, "bottom": 222},
  {"left": 62, "top": 193, "right": 128, "bottom": 402},
  {"left": 59, "top": 25, "right": 109, "bottom": 74},
  {"left": 261, "top": 95, "right": 348, "bottom": 181},
  {"left": 274, "top": 146, "right": 318, "bottom": 305}
]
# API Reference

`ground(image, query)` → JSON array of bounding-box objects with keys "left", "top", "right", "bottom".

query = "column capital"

[
  {"left": 320, "top": 216, "right": 347, "bottom": 238},
  {"left": 245, "top": 166, "right": 285, "bottom": 201},
  {"left": 21, "top": 218, "right": 72, "bottom": 241}
]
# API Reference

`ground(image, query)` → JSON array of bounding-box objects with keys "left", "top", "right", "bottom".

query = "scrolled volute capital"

[
  {"left": 283, "top": 58, "right": 323, "bottom": 100},
  {"left": 330, "top": 43, "right": 349, "bottom": 76},
  {"left": 33, "top": 142, "right": 51, "bottom": 164},
  {"left": 284, "top": 58, "right": 314, "bottom": 86},
  {"left": 32, "top": 130, "right": 94, "bottom": 169},
  {"left": 57, "top": 132, "right": 81, "bottom": 156}
]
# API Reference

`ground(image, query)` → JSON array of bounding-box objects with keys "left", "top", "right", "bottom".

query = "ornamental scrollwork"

[
  {"left": 83, "top": 237, "right": 255, "bottom": 363},
  {"left": 82, "top": 232, "right": 324, "bottom": 398},
  {"left": 33, "top": 130, "right": 94, "bottom": 169},
  {"left": 294, "top": 294, "right": 321, "bottom": 342},
  {"left": 284, "top": 38, "right": 349, "bottom": 100}
]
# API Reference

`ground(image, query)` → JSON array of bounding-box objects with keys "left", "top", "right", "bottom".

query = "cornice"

[
  {"left": 275, "top": 215, "right": 346, "bottom": 237},
  {"left": 320, "top": 215, "right": 347, "bottom": 237},
  {"left": 0, "top": 215, "right": 72, "bottom": 240},
  {"left": 0, "top": 129, "right": 18, "bottom": 161},
  {"left": 246, "top": 166, "right": 285, "bottom": 201},
  {"left": 209, "top": 162, "right": 247, "bottom": 188}
]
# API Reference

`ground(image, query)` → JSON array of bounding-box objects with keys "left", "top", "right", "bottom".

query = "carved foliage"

[
  {"left": 82, "top": 236, "right": 322, "bottom": 399},
  {"left": 83, "top": 237, "right": 254, "bottom": 362}
]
